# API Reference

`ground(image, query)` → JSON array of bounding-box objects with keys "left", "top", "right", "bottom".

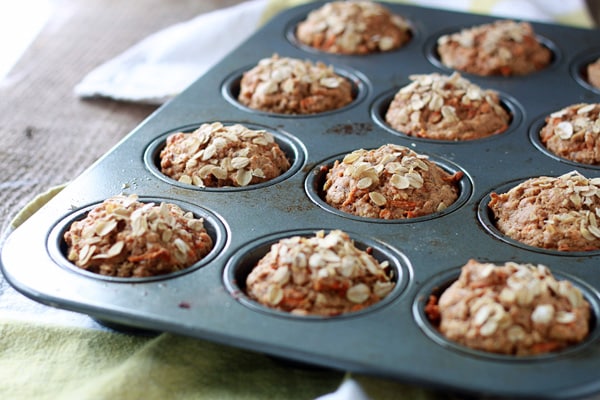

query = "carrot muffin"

[
  {"left": 295, "top": 0, "right": 411, "bottom": 55},
  {"left": 426, "top": 259, "right": 590, "bottom": 356},
  {"left": 385, "top": 72, "right": 511, "bottom": 140},
  {"left": 437, "top": 20, "right": 552, "bottom": 76},
  {"left": 63, "top": 194, "right": 213, "bottom": 277},
  {"left": 160, "top": 122, "right": 290, "bottom": 188},
  {"left": 323, "top": 144, "right": 462, "bottom": 219},
  {"left": 588, "top": 57, "right": 600, "bottom": 89},
  {"left": 237, "top": 54, "right": 353, "bottom": 114},
  {"left": 488, "top": 171, "right": 600, "bottom": 251},
  {"left": 539, "top": 103, "right": 600, "bottom": 165},
  {"left": 245, "top": 229, "right": 395, "bottom": 316}
]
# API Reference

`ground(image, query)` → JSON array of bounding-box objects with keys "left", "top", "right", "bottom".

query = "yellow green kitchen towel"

[{"left": 0, "top": 316, "right": 438, "bottom": 400}]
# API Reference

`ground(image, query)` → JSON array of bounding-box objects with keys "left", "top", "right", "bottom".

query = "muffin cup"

[
  {"left": 371, "top": 87, "right": 523, "bottom": 142},
  {"left": 305, "top": 151, "right": 472, "bottom": 222},
  {"left": 48, "top": 197, "right": 227, "bottom": 282},
  {"left": 478, "top": 179, "right": 600, "bottom": 256},
  {"left": 424, "top": 26, "right": 561, "bottom": 77},
  {"left": 570, "top": 48, "right": 600, "bottom": 94},
  {"left": 412, "top": 265, "right": 600, "bottom": 360},
  {"left": 144, "top": 122, "right": 306, "bottom": 191},
  {"left": 221, "top": 63, "right": 369, "bottom": 117},
  {"left": 223, "top": 229, "right": 411, "bottom": 319},
  {"left": 529, "top": 113, "right": 600, "bottom": 170}
]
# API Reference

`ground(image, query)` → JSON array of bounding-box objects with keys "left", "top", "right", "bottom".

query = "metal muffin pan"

[{"left": 2, "top": 2, "right": 600, "bottom": 398}]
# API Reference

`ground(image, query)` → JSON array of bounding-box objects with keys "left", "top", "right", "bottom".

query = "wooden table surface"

[{"left": 0, "top": 0, "right": 245, "bottom": 324}]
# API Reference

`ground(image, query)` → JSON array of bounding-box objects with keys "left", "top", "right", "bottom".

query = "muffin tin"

[{"left": 2, "top": 2, "right": 600, "bottom": 398}]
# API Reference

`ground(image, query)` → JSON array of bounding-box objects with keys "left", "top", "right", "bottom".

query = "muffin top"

[
  {"left": 385, "top": 72, "right": 511, "bottom": 140},
  {"left": 539, "top": 103, "right": 600, "bottom": 165},
  {"left": 489, "top": 171, "right": 600, "bottom": 251},
  {"left": 237, "top": 54, "right": 353, "bottom": 114},
  {"left": 427, "top": 259, "right": 590, "bottom": 356},
  {"left": 437, "top": 20, "right": 551, "bottom": 76},
  {"left": 160, "top": 122, "right": 290, "bottom": 188},
  {"left": 296, "top": 0, "right": 411, "bottom": 54},
  {"left": 587, "top": 57, "right": 600, "bottom": 89},
  {"left": 245, "top": 229, "right": 395, "bottom": 316},
  {"left": 64, "top": 194, "right": 213, "bottom": 277},
  {"left": 323, "top": 144, "right": 462, "bottom": 219}
]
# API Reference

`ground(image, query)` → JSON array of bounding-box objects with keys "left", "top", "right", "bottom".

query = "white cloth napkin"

[
  {"left": 74, "top": 0, "right": 592, "bottom": 105},
  {"left": 315, "top": 378, "right": 372, "bottom": 400},
  {"left": 74, "top": 0, "right": 268, "bottom": 104}
]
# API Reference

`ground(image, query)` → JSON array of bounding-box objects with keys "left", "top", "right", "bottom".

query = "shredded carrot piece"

[{"left": 128, "top": 248, "right": 169, "bottom": 262}]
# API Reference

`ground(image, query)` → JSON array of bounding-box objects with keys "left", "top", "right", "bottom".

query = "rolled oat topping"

[
  {"left": 437, "top": 20, "right": 551, "bottom": 76},
  {"left": 438, "top": 20, "right": 530, "bottom": 52},
  {"left": 539, "top": 103, "right": 600, "bottom": 165},
  {"left": 64, "top": 194, "right": 213, "bottom": 277},
  {"left": 323, "top": 144, "right": 462, "bottom": 219},
  {"left": 427, "top": 259, "right": 590, "bottom": 355},
  {"left": 245, "top": 229, "right": 395, "bottom": 316},
  {"left": 238, "top": 54, "right": 353, "bottom": 114},
  {"left": 489, "top": 171, "right": 600, "bottom": 251},
  {"left": 385, "top": 72, "right": 510, "bottom": 140},
  {"left": 296, "top": 0, "right": 411, "bottom": 54},
  {"left": 160, "top": 122, "right": 290, "bottom": 188}
]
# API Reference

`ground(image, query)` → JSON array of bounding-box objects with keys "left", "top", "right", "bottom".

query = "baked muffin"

[
  {"left": 385, "top": 72, "right": 511, "bottom": 140},
  {"left": 245, "top": 229, "right": 395, "bottom": 316},
  {"left": 437, "top": 20, "right": 552, "bottom": 76},
  {"left": 425, "top": 259, "right": 590, "bottom": 356},
  {"left": 237, "top": 54, "right": 353, "bottom": 114},
  {"left": 160, "top": 122, "right": 290, "bottom": 188},
  {"left": 64, "top": 194, "right": 213, "bottom": 277},
  {"left": 295, "top": 0, "right": 411, "bottom": 55},
  {"left": 323, "top": 144, "right": 462, "bottom": 219},
  {"left": 539, "top": 103, "right": 600, "bottom": 165},
  {"left": 588, "top": 57, "right": 600, "bottom": 89},
  {"left": 488, "top": 171, "right": 600, "bottom": 251}
]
